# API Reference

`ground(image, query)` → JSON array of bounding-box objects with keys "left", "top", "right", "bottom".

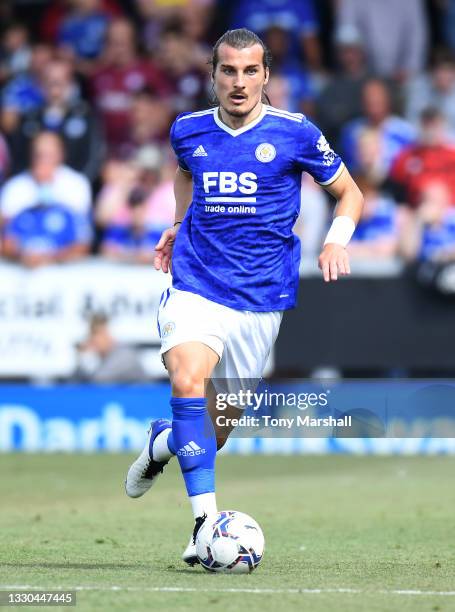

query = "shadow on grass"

[
  {"left": 0, "top": 562, "right": 151, "bottom": 570},
  {"left": 165, "top": 567, "right": 202, "bottom": 575}
]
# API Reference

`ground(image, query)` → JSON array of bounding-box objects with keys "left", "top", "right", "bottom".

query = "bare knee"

[
  {"left": 164, "top": 342, "right": 219, "bottom": 398},
  {"left": 171, "top": 369, "right": 205, "bottom": 397}
]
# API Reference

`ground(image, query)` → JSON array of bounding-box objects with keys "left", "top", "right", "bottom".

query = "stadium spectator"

[
  {"left": 100, "top": 185, "right": 161, "bottom": 264},
  {"left": 354, "top": 127, "right": 388, "bottom": 185},
  {"left": 180, "top": 0, "right": 216, "bottom": 48},
  {"left": 229, "top": 0, "right": 322, "bottom": 71},
  {"left": 95, "top": 145, "right": 175, "bottom": 230},
  {"left": 335, "top": 0, "right": 428, "bottom": 80},
  {"left": 0, "top": 132, "right": 92, "bottom": 267},
  {"left": 114, "top": 87, "right": 172, "bottom": 160},
  {"left": 0, "top": 22, "right": 32, "bottom": 83},
  {"left": 0, "top": 2, "right": 13, "bottom": 28},
  {"left": 347, "top": 174, "right": 400, "bottom": 259},
  {"left": 137, "top": 0, "right": 215, "bottom": 54},
  {"left": 266, "top": 74, "right": 293, "bottom": 112},
  {"left": 400, "top": 181, "right": 455, "bottom": 262},
  {"left": 154, "top": 22, "right": 209, "bottom": 113},
  {"left": 39, "top": 0, "right": 122, "bottom": 45},
  {"left": 340, "top": 79, "right": 416, "bottom": 175},
  {"left": 263, "top": 25, "right": 314, "bottom": 114},
  {"left": 57, "top": 0, "right": 112, "bottom": 62},
  {"left": 390, "top": 108, "right": 455, "bottom": 208},
  {"left": 0, "top": 43, "right": 53, "bottom": 134},
  {"left": 438, "top": 0, "right": 455, "bottom": 54},
  {"left": 0, "top": 132, "right": 10, "bottom": 185},
  {"left": 316, "top": 24, "right": 370, "bottom": 146},
  {"left": 405, "top": 51, "right": 455, "bottom": 133},
  {"left": 90, "top": 17, "right": 171, "bottom": 151},
  {"left": 95, "top": 158, "right": 138, "bottom": 227},
  {"left": 9, "top": 58, "right": 104, "bottom": 180},
  {"left": 135, "top": 0, "right": 186, "bottom": 54},
  {"left": 74, "top": 313, "right": 147, "bottom": 382},
  {"left": 293, "top": 173, "right": 328, "bottom": 258}
]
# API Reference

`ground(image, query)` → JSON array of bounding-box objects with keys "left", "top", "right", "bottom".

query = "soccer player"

[{"left": 125, "top": 29, "right": 364, "bottom": 564}]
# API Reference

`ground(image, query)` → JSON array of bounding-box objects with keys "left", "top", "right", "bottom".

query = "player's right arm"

[{"left": 153, "top": 166, "right": 193, "bottom": 273}]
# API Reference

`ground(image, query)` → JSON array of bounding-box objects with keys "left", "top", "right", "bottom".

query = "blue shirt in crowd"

[
  {"left": 4, "top": 204, "right": 91, "bottom": 254},
  {"left": 58, "top": 12, "right": 110, "bottom": 59}
]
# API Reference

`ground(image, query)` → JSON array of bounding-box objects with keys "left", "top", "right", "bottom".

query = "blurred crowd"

[{"left": 1, "top": 0, "right": 455, "bottom": 268}]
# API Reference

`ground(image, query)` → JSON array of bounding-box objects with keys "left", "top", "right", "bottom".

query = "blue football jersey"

[
  {"left": 170, "top": 104, "right": 344, "bottom": 311},
  {"left": 5, "top": 204, "right": 91, "bottom": 253}
]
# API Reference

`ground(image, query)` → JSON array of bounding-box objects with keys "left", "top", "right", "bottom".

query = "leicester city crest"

[
  {"left": 255, "top": 143, "right": 276, "bottom": 163},
  {"left": 162, "top": 322, "right": 176, "bottom": 338}
]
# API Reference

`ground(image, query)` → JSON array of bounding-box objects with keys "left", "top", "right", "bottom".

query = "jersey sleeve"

[
  {"left": 170, "top": 117, "right": 191, "bottom": 173},
  {"left": 296, "top": 118, "right": 345, "bottom": 186}
]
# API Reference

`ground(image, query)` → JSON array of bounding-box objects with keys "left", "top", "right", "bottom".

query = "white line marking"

[
  {"left": 205, "top": 197, "right": 257, "bottom": 203},
  {"left": 1, "top": 585, "right": 455, "bottom": 596}
]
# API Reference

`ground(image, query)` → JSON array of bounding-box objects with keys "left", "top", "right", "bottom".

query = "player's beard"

[
  {"left": 222, "top": 99, "right": 259, "bottom": 119},
  {"left": 224, "top": 106, "right": 250, "bottom": 117}
]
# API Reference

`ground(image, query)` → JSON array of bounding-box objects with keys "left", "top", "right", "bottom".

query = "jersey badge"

[
  {"left": 162, "top": 322, "right": 176, "bottom": 337},
  {"left": 255, "top": 143, "right": 276, "bottom": 163},
  {"left": 316, "top": 135, "right": 336, "bottom": 166}
]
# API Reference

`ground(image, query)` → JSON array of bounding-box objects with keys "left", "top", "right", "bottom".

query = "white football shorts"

[{"left": 157, "top": 287, "right": 282, "bottom": 400}]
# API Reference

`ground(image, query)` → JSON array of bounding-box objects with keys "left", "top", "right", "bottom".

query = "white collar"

[{"left": 213, "top": 104, "right": 266, "bottom": 136}]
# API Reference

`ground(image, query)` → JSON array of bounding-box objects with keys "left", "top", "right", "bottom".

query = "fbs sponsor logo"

[
  {"left": 177, "top": 440, "right": 206, "bottom": 456},
  {"left": 192, "top": 145, "right": 208, "bottom": 157}
]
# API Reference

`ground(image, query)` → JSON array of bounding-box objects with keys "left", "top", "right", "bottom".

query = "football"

[{"left": 195, "top": 510, "right": 264, "bottom": 573}]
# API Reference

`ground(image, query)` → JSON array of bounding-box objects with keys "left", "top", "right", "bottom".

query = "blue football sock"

[{"left": 170, "top": 397, "right": 216, "bottom": 497}]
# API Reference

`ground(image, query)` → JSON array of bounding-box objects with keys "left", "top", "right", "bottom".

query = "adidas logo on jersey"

[
  {"left": 177, "top": 441, "right": 206, "bottom": 456},
  {"left": 192, "top": 145, "right": 208, "bottom": 157}
]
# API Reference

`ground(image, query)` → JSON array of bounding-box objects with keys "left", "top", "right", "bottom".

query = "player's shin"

[{"left": 170, "top": 397, "right": 217, "bottom": 519}]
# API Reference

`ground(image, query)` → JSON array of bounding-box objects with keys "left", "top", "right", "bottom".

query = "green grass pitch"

[{"left": 1, "top": 454, "right": 454, "bottom": 611}]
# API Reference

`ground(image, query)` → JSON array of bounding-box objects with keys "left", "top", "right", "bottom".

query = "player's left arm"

[{"left": 318, "top": 168, "right": 364, "bottom": 282}]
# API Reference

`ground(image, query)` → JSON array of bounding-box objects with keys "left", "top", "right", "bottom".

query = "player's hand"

[
  {"left": 318, "top": 243, "right": 351, "bottom": 282},
  {"left": 154, "top": 226, "right": 179, "bottom": 273}
]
